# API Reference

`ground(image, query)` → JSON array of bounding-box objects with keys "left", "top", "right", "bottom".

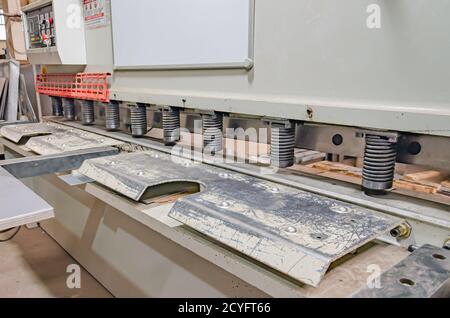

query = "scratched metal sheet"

[
  {"left": 25, "top": 127, "right": 124, "bottom": 155},
  {"left": 0, "top": 122, "right": 65, "bottom": 143},
  {"left": 79, "top": 151, "right": 402, "bottom": 287}
]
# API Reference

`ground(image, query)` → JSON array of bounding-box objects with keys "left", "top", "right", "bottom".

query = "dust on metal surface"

[
  {"left": 353, "top": 245, "right": 450, "bottom": 298},
  {"left": 79, "top": 150, "right": 403, "bottom": 287}
]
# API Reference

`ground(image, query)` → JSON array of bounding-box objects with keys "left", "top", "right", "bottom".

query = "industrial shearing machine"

[{"left": 0, "top": 0, "right": 449, "bottom": 297}]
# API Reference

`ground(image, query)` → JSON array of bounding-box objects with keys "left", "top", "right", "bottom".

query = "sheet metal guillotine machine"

[{"left": 0, "top": 0, "right": 449, "bottom": 297}]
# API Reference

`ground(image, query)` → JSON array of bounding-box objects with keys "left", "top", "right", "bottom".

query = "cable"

[{"left": 0, "top": 226, "right": 21, "bottom": 242}]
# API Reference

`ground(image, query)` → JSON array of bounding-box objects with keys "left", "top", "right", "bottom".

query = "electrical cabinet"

[
  {"left": 25, "top": 4, "right": 55, "bottom": 49},
  {"left": 22, "top": 0, "right": 86, "bottom": 65}
]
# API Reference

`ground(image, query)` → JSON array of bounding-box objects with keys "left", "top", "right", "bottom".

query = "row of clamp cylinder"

[
  {"left": 51, "top": 97, "right": 126, "bottom": 132},
  {"left": 50, "top": 97, "right": 182, "bottom": 143},
  {"left": 50, "top": 96, "right": 399, "bottom": 194},
  {"left": 51, "top": 97, "right": 96, "bottom": 126}
]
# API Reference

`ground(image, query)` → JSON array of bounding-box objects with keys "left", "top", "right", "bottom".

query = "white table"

[{"left": 0, "top": 167, "right": 54, "bottom": 231}]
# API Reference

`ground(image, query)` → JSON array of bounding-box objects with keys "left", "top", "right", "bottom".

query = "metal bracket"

[
  {"left": 356, "top": 129, "right": 399, "bottom": 143},
  {"left": 353, "top": 244, "right": 450, "bottom": 298},
  {"left": 79, "top": 150, "right": 402, "bottom": 287},
  {"left": 261, "top": 117, "right": 296, "bottom": 128},
  {"left": 58, "top": 173, "right": 95, "bottom": 186}
]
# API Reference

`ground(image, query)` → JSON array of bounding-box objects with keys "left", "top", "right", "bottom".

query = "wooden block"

[
  {"left": 311, "top": 161, "right": 362, "bottom": 178},
  {"left": 394, "top": 180, "right": 438, "bottom": 194},
  {"left": 403, "top": 170, "right": 442, "bottom": 182},
  {"left": 441, "top": 180, "right": 450, "bottom": 189},
  {"left": 294, "top": 150, "right": 326, "bottom": 165}
]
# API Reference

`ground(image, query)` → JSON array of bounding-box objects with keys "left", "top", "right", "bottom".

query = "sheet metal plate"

[
  {"left": 79, "top": 150, "right": 402, "bottom": 287},
  {"left": 25, "top": 129, "right": 123, "bottom": 155},
  {"left": 0, "top": 122, "right": 123, "bottom": 154},
  {"left": 0, "top": 122, "right": 61, "bottom": 143}
]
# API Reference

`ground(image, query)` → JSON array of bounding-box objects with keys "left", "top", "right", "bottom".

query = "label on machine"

[{"left": 84, "top": 0, "right": 110, "bottom": 29}]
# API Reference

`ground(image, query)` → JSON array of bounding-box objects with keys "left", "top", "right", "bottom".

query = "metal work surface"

[
  {"left": 0, "top": 167, "right": 54, "bottom": 231},
  {"left": 0, "top": 147, "right": 118, "bottom": 179},
  {"left": 354, "top": 245, "right": 450, "bottom": 298},
  {"left": 79, "top": 150, "right": 402, "bottom": 287}
]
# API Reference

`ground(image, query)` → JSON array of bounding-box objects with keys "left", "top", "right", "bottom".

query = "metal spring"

[
  {"left": 105, "top": 101, "right": 120, "bottom": 131},
  {"left": 62, "top": 98, "right": 75, "bottom": 121},
  {"left": 362, "top": 134, "right": 398, "bottom": 192},
  {"left": 51, "top": 97, "right": 63, "bottom": 117},
  {"left": 271, "top": 123, "right": 295, "bottom": 168},
  {"left": 130, "top": 104, "right": 147, "bottom": 137},
  {"left": 202, "top": 114, "right": 223, "bottom": 153},
  {"left": 79, "top": 100, "right": 95, "bottom": 125},
  {"left": 162, "top": 108, "right": 180, "bottom": 145}
]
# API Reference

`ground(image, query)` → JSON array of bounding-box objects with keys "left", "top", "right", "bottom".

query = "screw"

[
  {"left": 284, "top": 226, "right": 297, "bottom": 234},
  {"left": 390, "top": 223, "right": 411, "bottom": 239},
  {"left": 443, "top": 238, "right": 450, "bottom": 250},
  {"left": 330, "top": 205, "right": 354, "bottom": 214},
  {"left": 218, "top": 201, "right": 231, "bottom": 209},
  {"left": 270, "top": 187, "right": 280, "bottom": 193},
  {"left": 306, "top": 107, "right": 313, "bottom": 119}
]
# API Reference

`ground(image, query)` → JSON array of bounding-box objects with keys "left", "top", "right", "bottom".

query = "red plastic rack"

[{"left": 36, "top": 73, "right": 111, "bottom": 103}]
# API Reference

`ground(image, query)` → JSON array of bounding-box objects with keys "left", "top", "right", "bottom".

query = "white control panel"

[{"left": 22, "top": 0, "right": 86, "bottom": 65}]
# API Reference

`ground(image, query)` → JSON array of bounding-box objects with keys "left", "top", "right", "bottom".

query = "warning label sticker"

[{"left": 84, "top": 0, "right": 110, "bottom": 29}]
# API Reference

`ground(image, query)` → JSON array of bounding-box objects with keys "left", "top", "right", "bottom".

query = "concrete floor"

[{"left": 0, "top": 226, "right": 113, "bottom": 298}]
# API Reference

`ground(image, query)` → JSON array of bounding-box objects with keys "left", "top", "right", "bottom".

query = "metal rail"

[{"left": 0, "top": 146, "right": 118, "bottom": 179}]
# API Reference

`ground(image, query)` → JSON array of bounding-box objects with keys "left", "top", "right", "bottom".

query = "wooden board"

[{"left": 290, "top": 161, "right": 450, "bottom": 206}]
